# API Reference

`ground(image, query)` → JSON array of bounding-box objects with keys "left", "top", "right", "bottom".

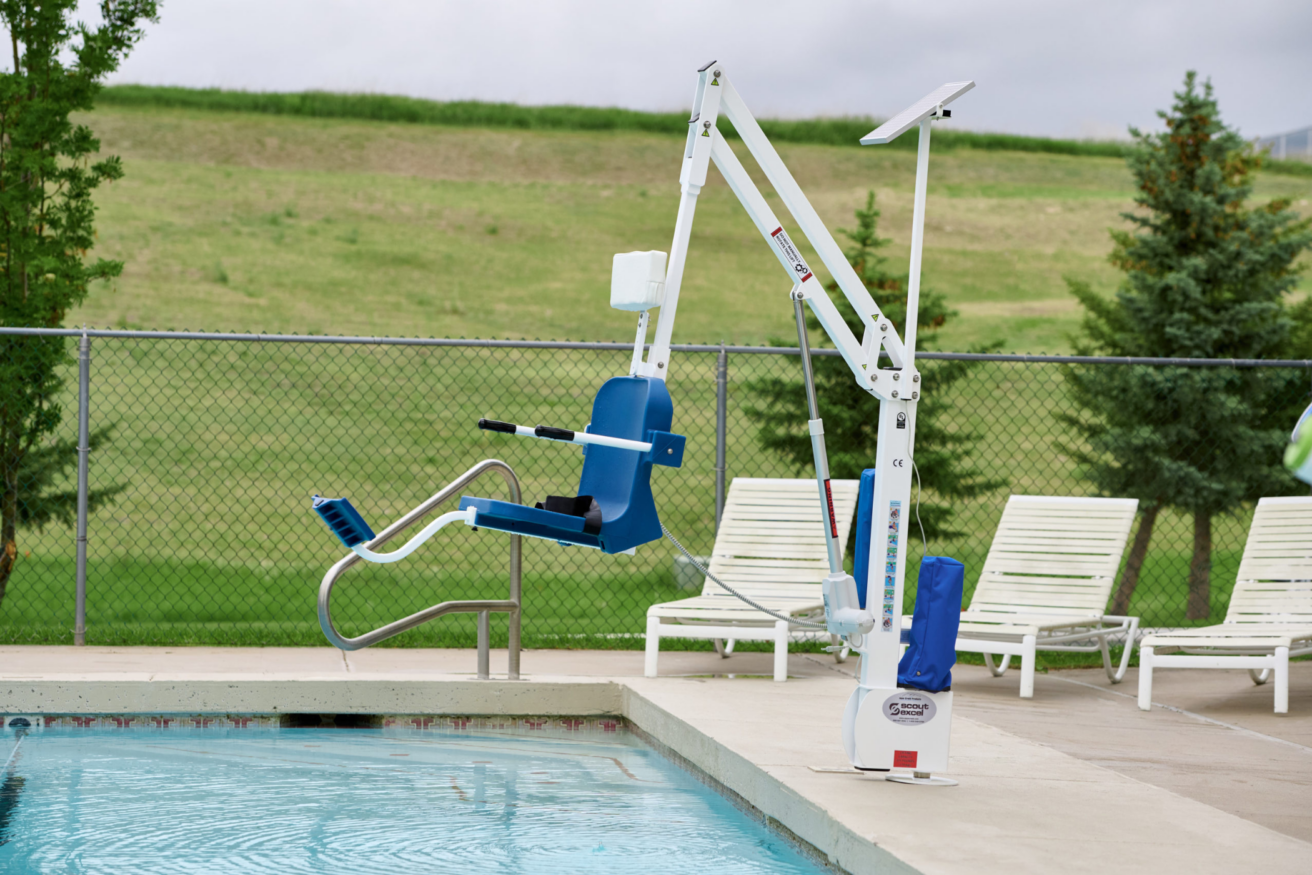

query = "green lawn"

[{"left": 73, "top": 105, "right": 1312, "bottom": 353}]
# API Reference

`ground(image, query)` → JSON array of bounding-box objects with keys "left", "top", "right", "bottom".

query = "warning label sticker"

[
  {"left": 882, "top": 500, "right": 901, "bottom": 632},
  {"left": 770, "top": 227, "right": 813, "bottom": 283}
]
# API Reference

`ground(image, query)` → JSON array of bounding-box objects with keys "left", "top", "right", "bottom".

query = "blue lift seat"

[{"left": 459, "top": 376, "right": 685, "bottom": 554}]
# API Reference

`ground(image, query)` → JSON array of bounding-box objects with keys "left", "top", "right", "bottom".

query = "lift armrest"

[{"left": 645, "top": 430, "right": 685, "bottom": 468}]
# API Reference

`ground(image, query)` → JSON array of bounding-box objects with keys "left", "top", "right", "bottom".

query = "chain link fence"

[{"left": 0, "top": 328, "right": 1308, "bottom": 648}]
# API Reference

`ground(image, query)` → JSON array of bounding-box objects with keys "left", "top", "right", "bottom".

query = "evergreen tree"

[
  {"left": 1060, "top": 72, "right": 1312, "bottom": 620},
  {"left": 0, "top": 1, "right": 157, "bottom": 606},
  {"left": 745, "top": 191, "right": 1004, "bottom": 544}
]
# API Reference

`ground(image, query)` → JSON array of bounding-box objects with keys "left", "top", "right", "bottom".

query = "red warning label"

[
  {"left": 770, "top": 227, "right": 813, "bottom": 284},
  {"left": 823, "top": 479, "right": 838, "bottom": 538},
  {"left": 893, "top": 750, "right": 918, "bottom": 769}
]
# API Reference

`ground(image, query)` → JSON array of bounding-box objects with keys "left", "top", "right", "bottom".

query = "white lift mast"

[{"left": 632, "top": 61, "right": 972, "bottom": 777}]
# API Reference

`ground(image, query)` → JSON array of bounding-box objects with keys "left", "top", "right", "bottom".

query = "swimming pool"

[{"left": 0, "top": 717, "right": 832, "bottom": 874}]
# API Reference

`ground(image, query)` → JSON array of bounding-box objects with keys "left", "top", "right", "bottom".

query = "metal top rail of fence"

[
  {"left": 2, "top": 325, "right": 1310, "bottom": 368},
  {"left": 0, "top": 324, "right": 1308, "bottom": 651}
]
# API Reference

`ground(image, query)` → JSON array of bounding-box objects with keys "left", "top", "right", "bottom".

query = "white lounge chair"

[
  {"left": 644, "top": 477, "right": 859, "bottom": 682},
  {"left": 932, "top": 495, "right": 1140, "bottom": 698},
  {"left": 1138, "top": 496, "right": 1312, "bottom": 715}
]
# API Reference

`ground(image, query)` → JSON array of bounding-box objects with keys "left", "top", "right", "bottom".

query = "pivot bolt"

[
  {"left": 658, "top": 362, "right": 665, "bottom": 369},
  {"left": 892, "top": 390, "right": 899, "bottom": 399},
  {"left": 714, "top": 70, "right": 721, "bottom": 78},
  {"left": 893, "top": 373, "right": 900, "bottom": 381},
  {"left": 880, "top": 323, "right": 888, "bottom": 332},
  {"left": 912, "top": 374, "right": 920, "bottom": 383},
  {"left": 912, "top": 392, "right": 919, "bottom": 400},
  {"left": 703, "top": 120, "right": 712, "bottom": 129}
]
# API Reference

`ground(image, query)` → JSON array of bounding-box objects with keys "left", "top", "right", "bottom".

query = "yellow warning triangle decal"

[
  {"left": 701, "top": 129, "right": 710, "bottom": 136},
  {"left": 711, "top": 77, "right": 719, "bottom": 86}
]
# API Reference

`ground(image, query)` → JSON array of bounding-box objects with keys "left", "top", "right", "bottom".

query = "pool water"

[{"left": 0, "top": 722, "right": 830, "bottom": 874}]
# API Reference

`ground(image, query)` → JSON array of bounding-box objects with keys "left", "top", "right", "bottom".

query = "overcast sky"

[{"left": 100, "top": 0, "right": 1310, "bottom": 141}]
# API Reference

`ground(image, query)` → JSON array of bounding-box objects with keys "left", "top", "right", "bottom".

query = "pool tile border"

[
  {"left": 40, "top": 714, "right": 282, "bottom": 729},
  {"left": 380, "top": 715, "right": 625, "bottom": 734},
  {"left": 17, "top": 714, "right": 629, "bottom": 735}
]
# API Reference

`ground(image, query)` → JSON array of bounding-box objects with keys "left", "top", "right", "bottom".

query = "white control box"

[
  {"left": 845, "top": 686, "right": 952, "bottom": 774},
  {"left": 611, "top": 251, "right": 668, "bottom": 312}
]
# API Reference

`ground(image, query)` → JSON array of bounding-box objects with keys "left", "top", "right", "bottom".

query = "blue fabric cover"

[
  {"left": 852, "top": 469, "right": 877, "bottom": 609},
  {"left": 460, "top": 376, "right": 678, "bottom": 554},
  {"left": 898, "top": 555, "right": 965, "bottom": 692}
]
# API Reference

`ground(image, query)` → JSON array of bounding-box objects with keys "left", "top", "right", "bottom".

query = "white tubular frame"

[
  {"left": 352, "top": 508, "right": 477, "bottom": 564},
  {"left": 640, "top": 64, "right": 912, "bottom": 400},
  {"left": 501, "top": 423, "right": 653, "bottom": 453}
]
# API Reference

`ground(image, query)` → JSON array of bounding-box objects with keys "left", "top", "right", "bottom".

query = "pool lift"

[{"left": 313, "top": 63, "right": 972, "bottom": 785}]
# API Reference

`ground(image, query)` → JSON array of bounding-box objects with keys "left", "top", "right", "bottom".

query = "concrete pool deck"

[{"left": 2, "top": 645, "right": 1309, "bottom": 875}]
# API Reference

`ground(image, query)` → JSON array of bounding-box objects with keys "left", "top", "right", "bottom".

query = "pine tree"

[
  {"left": 1060, "top": 72, "right": 1312, "bottom": 620},
  {"left": 745, "top": 191, "right": 1004, "bottom": 545},
  {"left": 0, "top": 1, "right": 158, "bottom": 606}
]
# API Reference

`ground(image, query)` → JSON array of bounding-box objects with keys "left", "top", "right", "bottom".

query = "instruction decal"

[
  {"left": 770, "top": 227, "right": 814, "bottom": 283},
  {"left": 882, "top": 501, "right": 901, "bottom": 632}
]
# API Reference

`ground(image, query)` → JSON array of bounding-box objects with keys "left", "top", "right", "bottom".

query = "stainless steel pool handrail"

[{"left": 317, "top": 459, "right": 522, "bottom": 679}]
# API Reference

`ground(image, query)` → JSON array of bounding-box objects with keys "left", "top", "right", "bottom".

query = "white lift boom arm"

[{"left": 629, "top": 64, "right": 972, "bottom": 776}]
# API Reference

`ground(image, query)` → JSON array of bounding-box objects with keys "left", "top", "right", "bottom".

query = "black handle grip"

[
  {"left": 534, "top": 425, "right": 575, "bottom": 441},
  {"left": 478, "top": 419, "right": 517, "bottom": 434}
]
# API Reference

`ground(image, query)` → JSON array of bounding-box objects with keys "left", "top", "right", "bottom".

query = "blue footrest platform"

[{"left": 459, "top": 496, "right": 602, "bottom": 550}]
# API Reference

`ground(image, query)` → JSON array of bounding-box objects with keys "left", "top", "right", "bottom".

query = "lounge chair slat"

[
  {"left": 950, "top": 494, "right": 1139, "bottom": 698},
  {"left": 646, "top": 477, "right": 860, "bottom": 680},
  {"left": 1139, "top": 497, "right": 1312, "bottom": 713}
]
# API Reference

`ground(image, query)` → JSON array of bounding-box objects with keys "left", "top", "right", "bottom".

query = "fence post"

[
  {"left": 715, "top": 344, "right": 728, "bottom": 532},
  {"left": 74, "top": 331, "right": 90, "bottom": 646}
]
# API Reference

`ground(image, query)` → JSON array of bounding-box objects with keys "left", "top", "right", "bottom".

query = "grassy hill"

[
  {"left": 74, "top": 99, "right": 1312, "bottom": 353},
  {"left": 7, "top": 93, "right": 1306, "bottom": 648}
]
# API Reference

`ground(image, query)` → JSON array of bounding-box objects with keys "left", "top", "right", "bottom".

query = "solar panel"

[{"left": 860, "top": 82, "right": 975, "bottom": 145}]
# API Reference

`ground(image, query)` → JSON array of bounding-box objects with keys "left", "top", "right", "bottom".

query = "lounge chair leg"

[
  {"left": 773, "top": 620, "right": 789, "bottom": 682},
  {"left": 1249, "top": 668, "right": 1271, "bottom": 686},
  {"left": 725, "top": 639, "right": 736, "bottom": 655},
  {"left": 1106, "top": 616, "right": 1138, "bottom": 684},
  {"left": 1137, "top": 646, "right": 1153, "bottom": 711},
  {"left": 644, "top": 615, "right": 661, "bottom": 678},
  {"left": 983, "top": 653, "right": 1011, "bottom": 677},
  {"left": 1019, "top": 635, "right": 1036, "bottom": 698},
  {"left": 1275, "top": 646, "right": 1289, "bottom": 715},
  {"left": 713, "top": 638, "right": 727, "bottom": 658}
]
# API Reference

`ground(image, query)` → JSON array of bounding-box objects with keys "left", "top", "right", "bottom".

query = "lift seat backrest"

[
  {"left": 1226, "top": 497, "right": 1312, "bottom": 626},
  {"left": 577, "top": 375, "right": 674, "bottom": 552}
]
